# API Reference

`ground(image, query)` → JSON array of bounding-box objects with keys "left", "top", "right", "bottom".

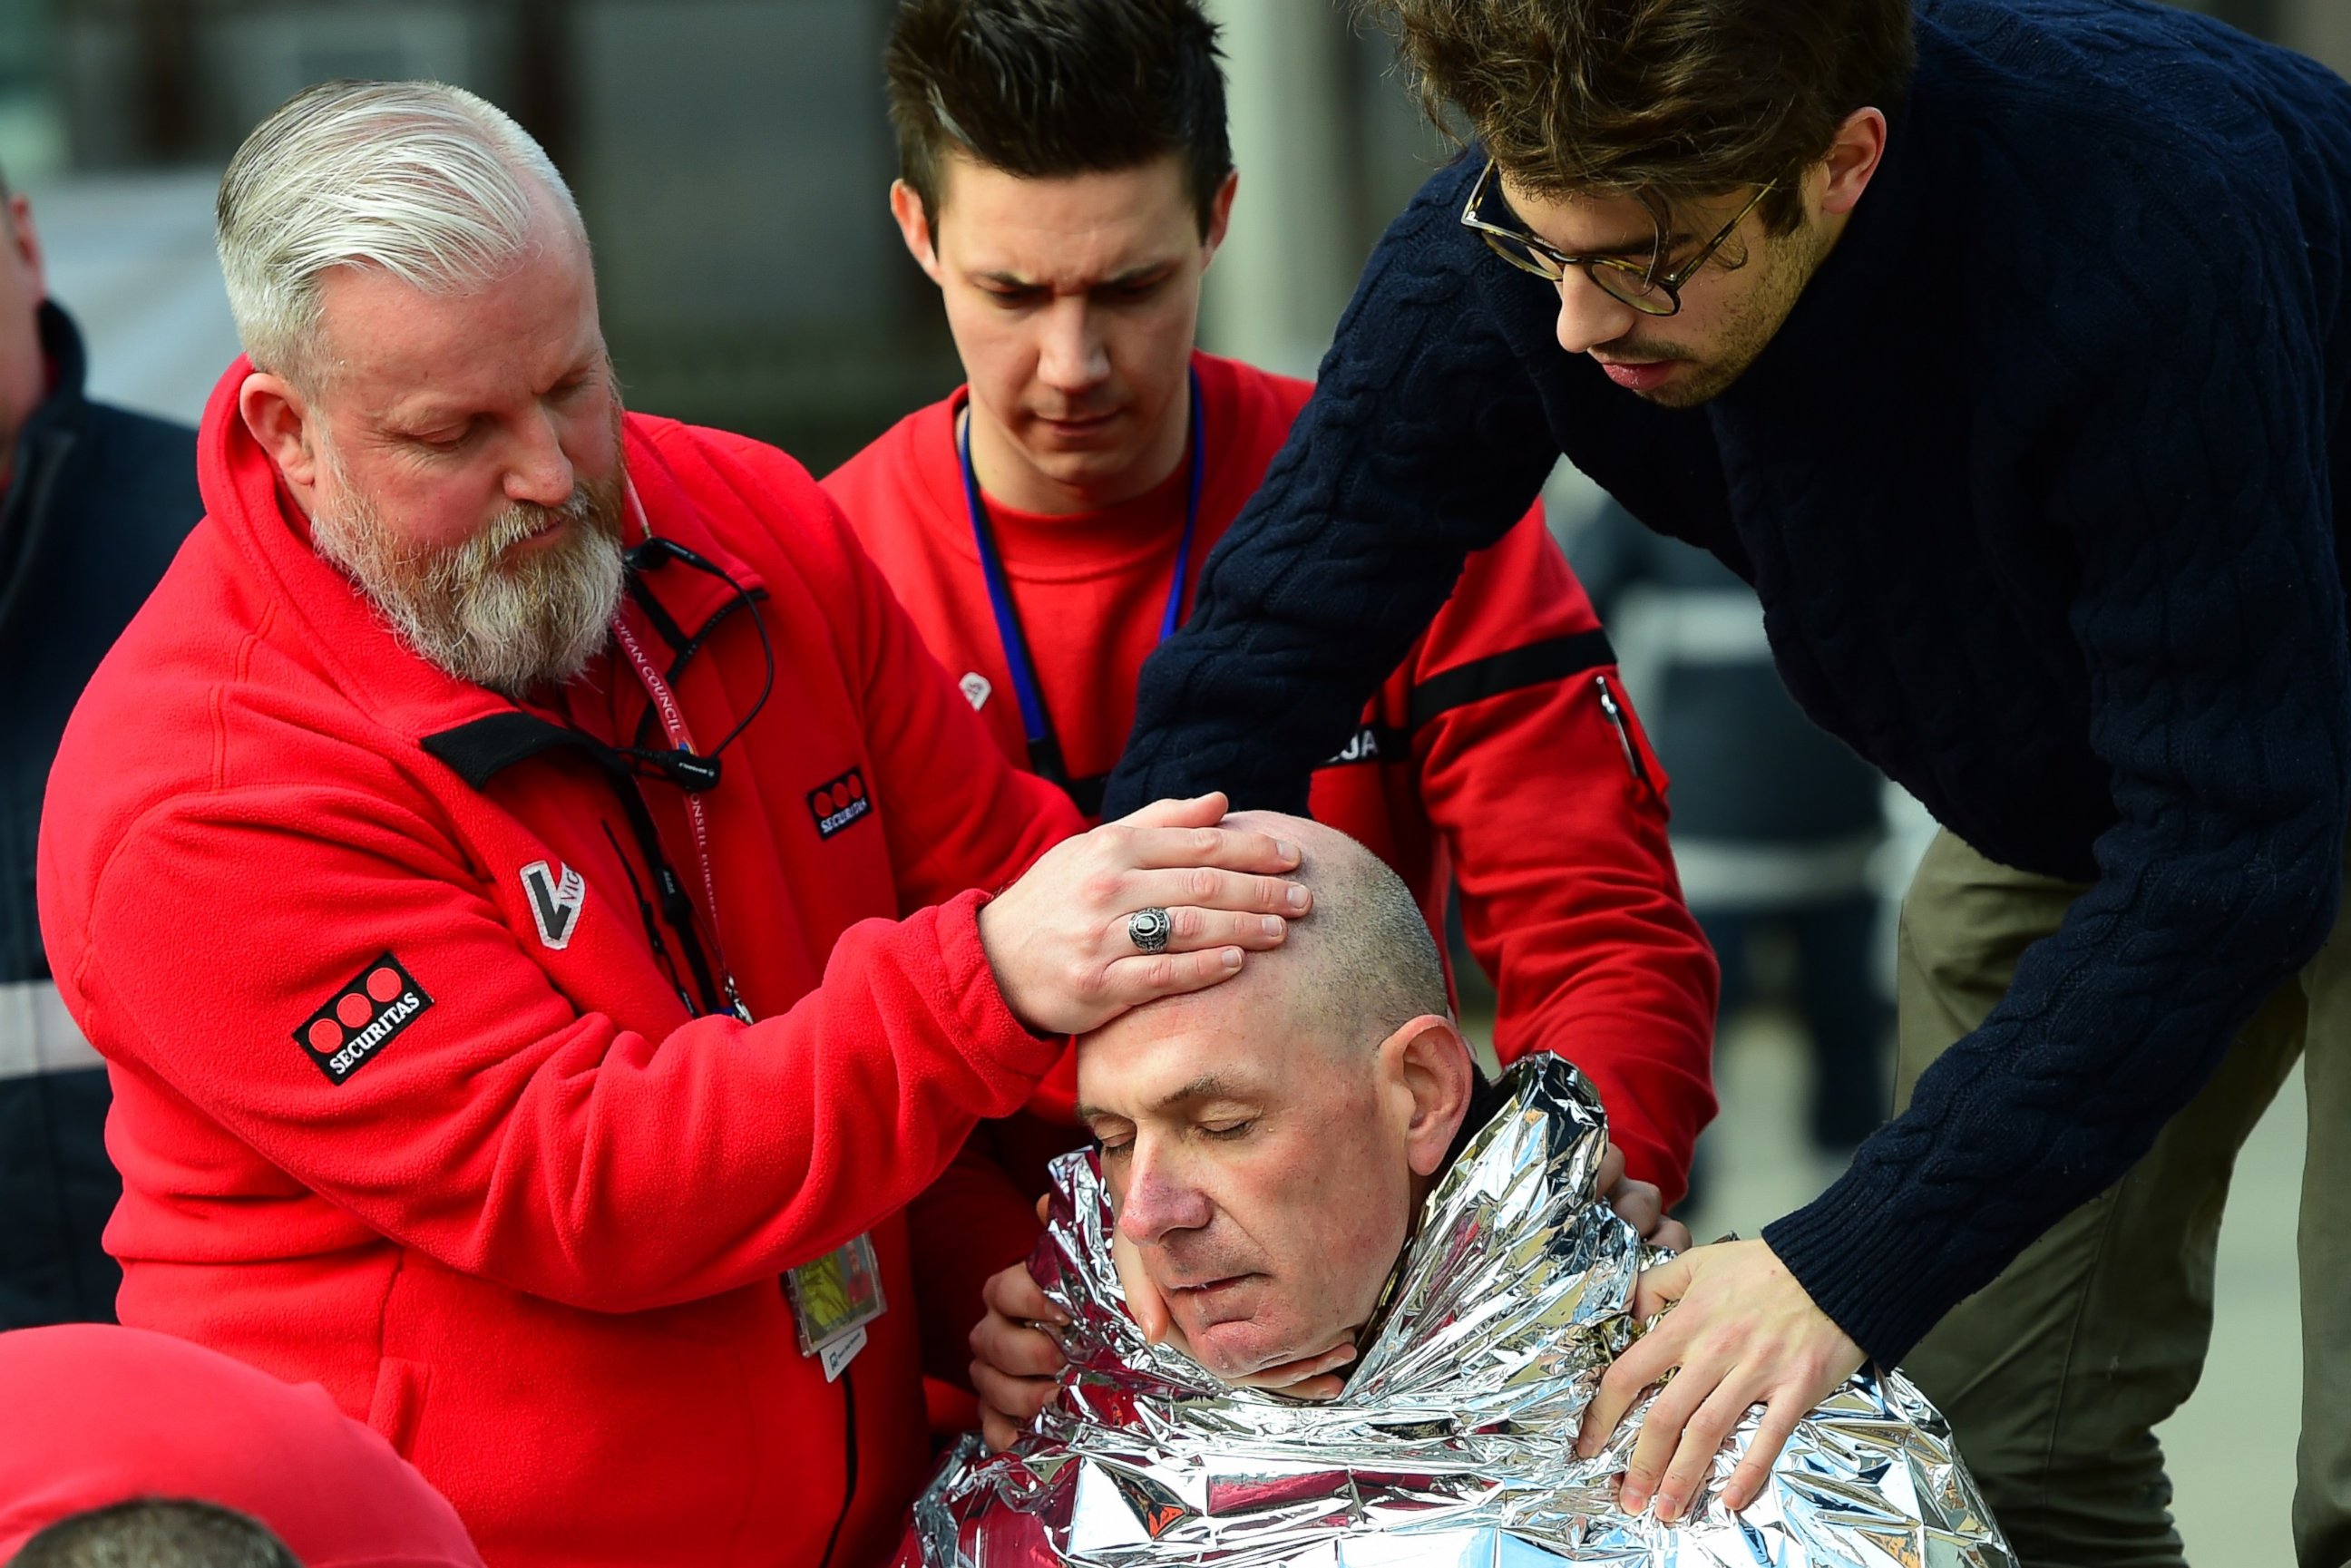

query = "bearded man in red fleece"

[
  {"left": 824, "top": 0, "right": 1719, "bottom": 1440},
  {"left": 34, "top": 81, "right": 1316, "bottom": 1568}
]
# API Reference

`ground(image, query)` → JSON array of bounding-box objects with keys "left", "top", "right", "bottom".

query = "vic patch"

[
  {"left": 958, "top": 671, "right": 992, "bottom": 711},
  {"left": 294, "top": 952, "right": 433, "bottom": 1086},
  {"left": 807, "top": 767, "right": 873, "bottom": 840},
  {"left": 521, "top": 860, "right": 585, "bottom": 950}
]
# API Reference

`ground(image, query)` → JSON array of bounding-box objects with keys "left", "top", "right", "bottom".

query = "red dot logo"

[
  {"left": 807, "top": 769, "right": 873, "bottom": 840},
  {"left": 291, "top": 954, "right": 433, "bottom": 1084}
]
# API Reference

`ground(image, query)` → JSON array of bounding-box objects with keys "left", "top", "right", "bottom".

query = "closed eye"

[{"left": 408, "top": 421, "right": 478, "bottom": 453}]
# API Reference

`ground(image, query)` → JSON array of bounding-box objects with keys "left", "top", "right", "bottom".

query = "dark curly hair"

[
  {"left": 1370, "top": 0, "right": 1916, "bottom": 234},
  {"left": 884, "top": 0, "right": 1234, "bottom": 237}
]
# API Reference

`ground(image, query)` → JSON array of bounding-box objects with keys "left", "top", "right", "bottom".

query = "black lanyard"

[
  {"left": 606, "top": 502, "right": 776, "bottom": 1018},
  {"left": 957, "top": 368, "right": 1205, "bottom": 794}
]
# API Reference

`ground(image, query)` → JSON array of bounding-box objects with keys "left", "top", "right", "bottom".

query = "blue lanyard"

[{"left": 958, "top": 367, "right": 1205, "bottom": 793}]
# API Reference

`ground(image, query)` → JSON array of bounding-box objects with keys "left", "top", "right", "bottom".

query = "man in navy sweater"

[{"left": 1101, "top": 0, "right": 2351, "bottom": 1562}]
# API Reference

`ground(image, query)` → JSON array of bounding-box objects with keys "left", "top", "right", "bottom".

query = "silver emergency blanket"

[{"left": 907, "top": 1053, "right": 2011, "bottom": 1566}]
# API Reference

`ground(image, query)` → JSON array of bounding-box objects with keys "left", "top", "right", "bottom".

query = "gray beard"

[{"left": 308, "top": 462, "right": 628, "bottom": 700}]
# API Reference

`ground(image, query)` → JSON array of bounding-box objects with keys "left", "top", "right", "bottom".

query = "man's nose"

[
  {"left": 1554, "top": 268, "right": 1643, "bottom": 356},
  {"left": 1114, "top": 1148, "right": 1214, "bottom": 1245},
  {"left": 505, "top": 417, "right": 577, "bottom": 509},
  {"left": 1035, "top": 298, "right": 1110, "bottom": 395}
]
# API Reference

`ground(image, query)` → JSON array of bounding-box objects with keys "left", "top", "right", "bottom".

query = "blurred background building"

[
  {"left": 0, "top": 0, "right": 2336, "bottom": 1555},
  {"left": 0, "top": 0, "right": 2340, "bottom": 441},
  {"left": 0, "top": 0, "right": 1458, "bottom": 454}
]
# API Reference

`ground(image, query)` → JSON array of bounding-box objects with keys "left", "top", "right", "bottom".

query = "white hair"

[{"left": 216, "top": 80, "right": 584, "bottom": 386}]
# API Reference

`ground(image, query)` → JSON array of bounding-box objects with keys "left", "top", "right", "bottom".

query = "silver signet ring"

[{"left": 1127, "top": 907, "right": 1173, "bottom": 954}]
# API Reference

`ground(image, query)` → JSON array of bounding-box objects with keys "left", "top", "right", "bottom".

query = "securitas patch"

[
  {"left": 807, "top": 767, "right": 873, "bottom": 840},
  {"left": 294, "top": 952, "right": 433, "bottom": 1086}
]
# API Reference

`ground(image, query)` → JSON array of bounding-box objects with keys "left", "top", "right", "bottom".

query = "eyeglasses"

[{"left": 1458, "top": 159, "right": 1775, "bottom": 317}]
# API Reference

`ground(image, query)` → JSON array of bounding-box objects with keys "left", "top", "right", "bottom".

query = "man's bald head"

[
  {"left": 1076, "top": 815, "right": 1475, "bottom": 1383},
  {"left": 1127, "top": 810, "right": 1451, "bottom": 1059}
]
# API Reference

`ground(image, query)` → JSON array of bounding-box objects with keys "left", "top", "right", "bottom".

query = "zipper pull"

[{"left": 1595, "top": 674, "right": 1654, "bottom": 790}]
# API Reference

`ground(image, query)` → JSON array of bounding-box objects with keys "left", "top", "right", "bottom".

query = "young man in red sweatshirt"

[
  {"left": 34, "top": 81, "right": 1315, "bottom": 1568},
  {"left": 824, "top": 0, "right": 1720, "bottom": 1443}
]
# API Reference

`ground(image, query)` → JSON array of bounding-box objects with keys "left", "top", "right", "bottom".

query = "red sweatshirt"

[
  {"left": 36, "top": 361, "right": 1084, "bottom": 1568},
  {"left": 0, "top": 1324, "right": 483, "bottom": 1565},
  {"left": 824, "top": 353, "right": 1718, "bottom": 1382}
]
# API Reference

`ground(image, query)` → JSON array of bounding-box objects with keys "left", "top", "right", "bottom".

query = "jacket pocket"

[{"left": 366, "top": 1354, "right": 433, "bottom": 1459}]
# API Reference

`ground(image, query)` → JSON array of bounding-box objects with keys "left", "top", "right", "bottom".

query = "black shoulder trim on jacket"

[
  {"left": 420, "top": 712, "right": 605, "bottom": 789},
  {"left": 1407, "top": 629, "right": 1616, "bottom": 731}
]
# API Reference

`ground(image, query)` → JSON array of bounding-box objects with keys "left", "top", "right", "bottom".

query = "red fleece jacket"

[
  {"left": 824, "top": 353, "right": 1720, "bottom": 1393},
  {"left": 0, "top": 1324, "right": 483, "bottom": 1565},
  {"left": 36, "top": 362, "right": 1083, "bottom": 1568}
]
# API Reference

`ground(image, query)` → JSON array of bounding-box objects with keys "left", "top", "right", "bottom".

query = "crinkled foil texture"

[{"left": 908, "top": 1054, "right": 2012, "bottom": 1567}]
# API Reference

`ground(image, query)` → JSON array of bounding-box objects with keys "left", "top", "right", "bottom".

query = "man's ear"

[
  {"left": 238, "top": 371, "right": 323, "bottom": 507},
  {"left": 1380, "top": 1015, "right": 1476, "bottom": 1178},
  {"left": 1818, "top": 106, "right": 1888, "bottom": 219},
  {"left": 890, "top": 179, "right": 945, "bottom": 285},
  {"left": 1199, "top": 169, "right": 1239, "bottom": 267},
  {"left": 5, "top": 194, "right": 46, "bottom": 303}
]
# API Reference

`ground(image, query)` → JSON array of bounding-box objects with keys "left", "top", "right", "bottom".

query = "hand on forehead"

[{"left": 1075, "top": 811, "right": 1430, "bottom": 1105}]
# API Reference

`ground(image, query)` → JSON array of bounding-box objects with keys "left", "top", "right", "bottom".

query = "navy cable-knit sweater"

[{"left": 1105, "top": 0, "right": 2351, "bottom": 1363}]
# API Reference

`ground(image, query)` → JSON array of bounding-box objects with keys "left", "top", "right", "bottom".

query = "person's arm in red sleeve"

[
  {"left": 1411, "top": 507, "right": 1718, "bottom": 1205},
  {"left": 68, "top": 771, "right": 1061, "bottom": 1317}
]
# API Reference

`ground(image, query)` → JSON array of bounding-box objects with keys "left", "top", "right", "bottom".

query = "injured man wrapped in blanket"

[{"left": 903, "top": 813, "right": 2013, "bottom": 1567}]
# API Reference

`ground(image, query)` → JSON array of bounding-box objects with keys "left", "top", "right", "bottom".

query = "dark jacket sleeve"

[
  {"left": 1103, "top": 159, "right": 1561, "bottom": 817},
  {"left": 1764, "top": 157, "right": 2351, "bottom": 1364}
]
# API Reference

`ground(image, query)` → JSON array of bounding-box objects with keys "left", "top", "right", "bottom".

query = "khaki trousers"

[{"left": 1893, "top": 829, "right": 2351, "bottom": 1568}]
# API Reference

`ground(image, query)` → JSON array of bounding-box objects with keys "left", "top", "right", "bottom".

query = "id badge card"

[{"left": 785, "top": 1232, "right": 887, "bottom": 1378}]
